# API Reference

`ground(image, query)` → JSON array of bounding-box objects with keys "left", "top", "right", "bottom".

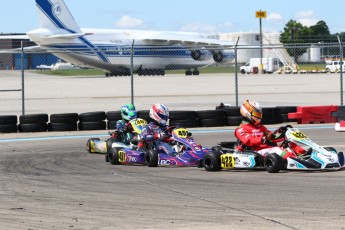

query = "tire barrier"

[
  {"left": 137, "top": 110, "right": 151, "bottom": 123},
  {"left": 262, "top": 107, "right": 281, "bottom": 124},
  {"left": 288, "top": 105, "right": 339, "bottom": 124},
  {"left": 215, "top": 104, "right": 242, "bottom": 126},
  {"left": 1, "top": 105, "right": 343, "bottom": 133},
  {"left": 196, "top": 110, "right": 226, "bottom": 127},
  {"left": 18, "top": 113, "right": 49, "bottom": 132},
  {"left": 331, "top": 106, "right": 345, "bottom": 122},
  {"left": 78, "top": 111, "right": 106, "bottom": 130},
  {"left": 0, "top": 115, "right": 18, "bottom": 133},
  {"left": 276, "top": 106, "right": 297, "bottom": 123},
  {"left": 106, "top": 111, "right": 122, "bottom": 130},
  {"left": 169, "top": 111, "right": 199, "bottom": 128},
  {"left": 48, "top": 113, "right": 79, "bottom": 131},
  {"left": 170, "top": 119, "right": 199, "bottom": 128},
  {"left": 106, "top": 111, "right": 122, "bottom": 121}
]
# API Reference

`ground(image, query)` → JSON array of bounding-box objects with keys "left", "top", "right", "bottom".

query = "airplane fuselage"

[
  {"left": 29, "top": 0, "right": 234, "bottom": 76},
  {"left": 28, "top": 28, "right": 217, "bottom": 75}
]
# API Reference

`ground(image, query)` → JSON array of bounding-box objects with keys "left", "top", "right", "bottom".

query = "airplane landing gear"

[
  {"left": 137, "top": 69, "right": 165, "bottom": 76},
  {"left": 185, "top": 68, "right": 199, "bottom": 75},
  {"left": 105, "top": 70, "right": 131, "bottom": 77}
]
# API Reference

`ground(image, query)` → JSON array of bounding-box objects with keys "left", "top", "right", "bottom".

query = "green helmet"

[{"left": 121, "top": 103, "right": 137, "bottom": 121}]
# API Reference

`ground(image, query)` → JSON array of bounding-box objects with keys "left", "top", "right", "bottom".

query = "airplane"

[{"left": 27, "top": 0, "right": 235, "bottom": 76}]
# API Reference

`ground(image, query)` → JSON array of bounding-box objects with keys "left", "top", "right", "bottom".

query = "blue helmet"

[{"left": 121, "top": 103, "right": 137, "bottom": 121}]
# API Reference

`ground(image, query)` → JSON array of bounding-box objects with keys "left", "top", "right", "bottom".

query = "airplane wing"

[
  {"left": 142, "top": 32, "right": 234, "bottom": 47},
  {"left": 0, "top": 46, "right": 44, "bottom": 54},
  {"left": 46, "top": 33, "right": 86, "bottom": 39}
]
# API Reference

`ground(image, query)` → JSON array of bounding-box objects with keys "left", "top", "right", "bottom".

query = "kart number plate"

[
  {"left": 174, "top": 128, "right": 188, "bottom": 138},
  {"left": 135, "top": 118, "right": 147, "bottom": 126},
  {"left": 291, "top": 131, "right": 307, "bottom": 140},
  {"left": 131, "top": 118, "right": 147, "bottom": 134},
  {"left": 118, "top": 150, "right": 127, "bottom": 163},
  {"left": 221, "top": 154, "right": 235, "bottom": 168}
]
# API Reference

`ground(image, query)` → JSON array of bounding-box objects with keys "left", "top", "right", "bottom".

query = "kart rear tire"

[
  {"left": 86, "top": 138, "right": 100, "bottom": 153},
  {"left": 338, "top": 152, "right": 344, "bottom": 166},
  {"left": 203, "top": 151, "right": 222, "bottom": 171},
  {"left": 106, "top": 138, "right": 114, "bottom": 153},
  {"left": 145, "top": 150, "right": 159, "bottom": 167},
  {"left": 108, "top": 147, "right": 123, "bottom": 165},
  {"left": 264, "top": 153, "right": 283, "bottom": 173}
]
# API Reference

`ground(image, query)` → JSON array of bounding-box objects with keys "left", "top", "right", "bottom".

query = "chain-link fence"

[{"left": 0, "top": 42, "right": 344, "bottom": 116}]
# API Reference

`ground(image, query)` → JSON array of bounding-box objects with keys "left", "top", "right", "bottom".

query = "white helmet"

[
  {"left": 240, "top": 99, "right": 262, "bottom": 125},
  {"left": 149, "top": 103, "right": 169, "bottom": 126}
]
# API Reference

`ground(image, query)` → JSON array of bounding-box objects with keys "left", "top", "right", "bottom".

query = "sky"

[{"left": 1, "top": 0, "right": 345, "bottom": 35}]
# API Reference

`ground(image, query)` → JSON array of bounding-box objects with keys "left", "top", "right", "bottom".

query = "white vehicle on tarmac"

[
  {"left": 325, "top": 60, "right": 345, "bottom": 72},
  {"left": 240, "top": 57, "right": 280, "bottom": 74}
]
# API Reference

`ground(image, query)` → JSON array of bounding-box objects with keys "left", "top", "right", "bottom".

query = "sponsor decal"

[
  {"left": 159, "top": 159, "right": 171, "bottom": 165},
  {"left": 127, "top": 156, "right": 137, "bottom": 162},
  {"left": 53, "top": 3, "right": 62, "bottom": 16},
  {"left": 243, "top": 161, "right": 250, "bottom": 166}
]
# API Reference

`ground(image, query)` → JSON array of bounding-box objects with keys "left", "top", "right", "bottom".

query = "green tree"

[
  {"left": 310, "top": 20, "right": 330, "bottom": 36},
  {"left": 279, "top": 20, "right": 312, "bottom": 61}
]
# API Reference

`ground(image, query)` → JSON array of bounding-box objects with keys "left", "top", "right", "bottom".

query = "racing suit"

[
  {"left": 234, "top": 121, "right": 305, "bottom": 159},
  {"left": 110, "top": 120, "right": 135, "bottom": 145},
  {"left": 140, "top": 121, "right": 176, "bottom": 156}
]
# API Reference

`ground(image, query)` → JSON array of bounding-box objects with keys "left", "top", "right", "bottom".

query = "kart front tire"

[
  {"left": 108, "top": 147, "right": 122, "bottom": 165},
  {"left": 86, "top": 138, "right": 100, "bottom": 153},
  {"left": 264, "top": 153, "right": 283, "bottom": 173},
  {"left": 211, "top": 146, "right": 222, "bottom": 152},
  {"left": 145, "top": 150, "right": 159, "bottom": 167},
  {"left": 203, "top": 151, "right": 222, "bottom": 171}
]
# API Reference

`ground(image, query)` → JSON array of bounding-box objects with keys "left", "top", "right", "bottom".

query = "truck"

[
  {"left": 325, "top": 60, "right": 345, "bottom": 72},
  {"left": 240, "top": 58, "right": 280, "bottom": 74}
]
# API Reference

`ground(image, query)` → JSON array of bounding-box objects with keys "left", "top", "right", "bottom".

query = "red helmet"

[
  {"left": 149, "top": 103, "right": 169, "bottom": 126},
  {"left": 240, "top": 99, "right": 262, "bottom": 125}
]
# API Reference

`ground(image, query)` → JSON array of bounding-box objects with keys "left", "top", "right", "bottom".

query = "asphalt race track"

[{"left": 0, "top": 125, "right": 344, "bottom": 230}]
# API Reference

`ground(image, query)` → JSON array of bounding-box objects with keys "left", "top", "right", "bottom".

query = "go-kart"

[
  {"left": 86, "top": 118, "right": 147, "bottom": 155},
  {"left": 203, "top": 125, "right": 345, "bottom": 173},
  {"left": 106, "top": 127, "right": 212, "bottom": 167}
]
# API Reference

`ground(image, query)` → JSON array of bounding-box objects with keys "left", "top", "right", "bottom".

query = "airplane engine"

[
  {"left": 191, "top": 49, "right": 213, "bottom": 61},
  {"left": 212, "top": 50, "right": 235, "bottom": 63}
]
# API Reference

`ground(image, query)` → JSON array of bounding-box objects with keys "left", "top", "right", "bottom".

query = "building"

[{"left": 0, "top": 33, "right": 58, "bottom": 70}]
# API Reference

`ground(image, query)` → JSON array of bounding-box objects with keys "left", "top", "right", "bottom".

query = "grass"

[
  {"left": 32, "top": 64, "right": 327, "bottom": 76},
  {"left": 297, "top": 63, "right": 326, "bottom": 71},
  {"left": 33, "top": 69, "right": 105, "bottom": 76}
]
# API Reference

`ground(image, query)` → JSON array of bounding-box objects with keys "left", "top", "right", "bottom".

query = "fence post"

[
  {"left": 21, "top": 41, "right": 25, "bottom": 115},
  {"left": 234, "top": 37, "right": 240, "bottom": 107},
  {"left": 130, "top": 39, "right": 135, "bottom": 105},
  {"left": 337, "top": 35, "right": 344, "bottom": 106}
]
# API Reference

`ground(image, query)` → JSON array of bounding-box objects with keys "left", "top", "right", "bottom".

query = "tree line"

[{"left": 280, "top": 20, "right": 344, "bottom": 60}]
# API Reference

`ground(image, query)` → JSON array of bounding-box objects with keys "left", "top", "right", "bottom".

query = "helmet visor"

[
  {"left": 128, "top": 111, "right": 137, "bottom": 119},
  {"left": 158, "top": 113, "right": 169, "bottom": 121},
  {"left": 252, "top": 111, "right": 262, "bottom": 119}
]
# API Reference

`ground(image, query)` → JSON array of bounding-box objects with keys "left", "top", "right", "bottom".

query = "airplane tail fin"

[{"left": 35, "top": 0, "right": 81, "bottom": 33}]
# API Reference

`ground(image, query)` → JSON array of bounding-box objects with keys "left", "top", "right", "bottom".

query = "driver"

[
  {"left": 140, "top": 103, "right": 177, "bottom": 156},
  {"left": 110, "top": 103, "right": 138, "bottom": 145},
  {"left": 234, "top": 99, "right": 306, "bottom": 158}
]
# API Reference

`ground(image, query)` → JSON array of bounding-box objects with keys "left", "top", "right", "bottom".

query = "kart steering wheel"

[{"left": 273, "top": 125, "right": 293, "bottom": 138}]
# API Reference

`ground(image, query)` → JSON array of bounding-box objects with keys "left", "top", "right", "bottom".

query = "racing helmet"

[
  {"left": 240, "top": 99, "right": 262, "bottom": 125},
  {"left": 149, "top": 103, "right": 169, "bottom": 126},
  {"left": 121, "top": 103, "right": 137, "bottom": 121}
]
